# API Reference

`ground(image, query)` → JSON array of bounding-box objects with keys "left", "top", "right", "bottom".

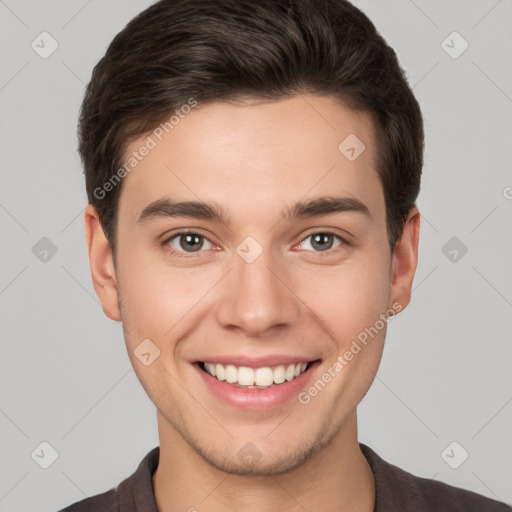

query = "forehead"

[{"left": 118, "top": 95, "right": 383, "bottom": 225}]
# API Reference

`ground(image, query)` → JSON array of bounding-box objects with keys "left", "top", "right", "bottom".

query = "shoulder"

[
  {"left": 359, "top": 443, "right": 511, "bottom": 512},
  {"left": 56, "top": 446, "right": 160, "bottom": 512},
  {"left": 57, "top": 488, "right": 118, "bottom": 512},
  {"left": 410, "top": 471, "right": 511, "bottom": 511}
]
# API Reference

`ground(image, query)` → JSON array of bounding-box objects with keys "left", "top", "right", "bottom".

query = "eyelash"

[{"left": 161, "top": 229, "right": 349, "bottom": 259}]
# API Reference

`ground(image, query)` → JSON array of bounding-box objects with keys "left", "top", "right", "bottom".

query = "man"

[{"left": 60, "top": 0, "right": 510, "bottom": 510}]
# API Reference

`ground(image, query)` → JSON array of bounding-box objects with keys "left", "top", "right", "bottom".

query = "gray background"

[{"left": 0, "top": 0, "right": 511, "bottom": 510}]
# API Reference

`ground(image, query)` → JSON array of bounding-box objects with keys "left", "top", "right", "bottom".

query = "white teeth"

[
  {"left": 225, "top": 364, "right": 237, "bottom": 383},
  {"left": 215, "top": 364, "right": 225, "bottom": 381},
  {"left": 202, "top": 361, "right": 309, "bottom": 387},
  {"left": 255, "top": 367, "right": 274, "bottom": 387},
  {"left": 273, "top": 365, "right": 286, "bottom": 384},
  {"left": 238, "top": 367, "right": 255, "bottom": 386}
]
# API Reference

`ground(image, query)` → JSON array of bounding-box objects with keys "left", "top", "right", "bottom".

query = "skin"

[{"left": 85, "top": 94, "right": 420, "bottom": 512}]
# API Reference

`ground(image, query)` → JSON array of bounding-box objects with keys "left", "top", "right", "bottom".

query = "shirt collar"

[{"left": 116, "top": 443, "right": 426, "bottom": 512}]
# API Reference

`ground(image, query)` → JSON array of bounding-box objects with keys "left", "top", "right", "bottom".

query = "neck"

[{"left": 153, "top": 411, "right": 375, "bottom": 512}]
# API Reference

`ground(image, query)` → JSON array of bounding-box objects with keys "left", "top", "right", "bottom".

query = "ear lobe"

[
  {"left": 84, "top": 204, "right": 121, "bottom": 321},
  {"left": 388, "top": 207, "right": 420, "bottom": 312}
]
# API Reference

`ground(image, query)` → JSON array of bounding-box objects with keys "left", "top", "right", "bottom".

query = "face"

[{"left": 86, "top": 94, "right": 419, "bottom": 476}]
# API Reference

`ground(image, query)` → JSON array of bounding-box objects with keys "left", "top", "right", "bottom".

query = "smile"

[{"left": 199, "top": 361, "right": 309, "bottom": 388}]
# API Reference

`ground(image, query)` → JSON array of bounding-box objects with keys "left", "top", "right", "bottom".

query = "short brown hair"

[{"left": 79, "top": 0, "right": 424, "bottom": 257}]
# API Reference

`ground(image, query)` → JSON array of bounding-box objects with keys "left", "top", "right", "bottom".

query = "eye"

[
  {"left": 166, "top": 231, "right": 214, "bottom": 253},
  {"left": 299, "top": 232, "right": 344, "bottom": 252}
]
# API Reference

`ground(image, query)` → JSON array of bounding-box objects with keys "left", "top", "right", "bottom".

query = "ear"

[
  {"left": 84, "top": 204, "right": 121, "bottom": 321},
  {"left": 388, "top": 207, "right": 420, "bottom": 312}
]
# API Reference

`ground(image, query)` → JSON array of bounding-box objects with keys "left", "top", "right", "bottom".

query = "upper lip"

[{"left": 193, "top": 355, "right": 319, "bottom": 368}]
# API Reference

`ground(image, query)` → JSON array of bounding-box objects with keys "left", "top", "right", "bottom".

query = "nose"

[{"left": 216, "top": 249, "right": 301, "bottom": 337}]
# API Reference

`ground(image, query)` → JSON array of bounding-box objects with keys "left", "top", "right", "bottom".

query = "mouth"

[
  {"left": 193, "top": 358, "right": 321, "bottom": 410},
  {"left": 198, "top": 360, "right": 313, "bottom": 389}
]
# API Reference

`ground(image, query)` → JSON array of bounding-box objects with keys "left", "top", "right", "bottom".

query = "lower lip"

[{"left": 194, "top": 361, "right": 321, "bottom": 410}]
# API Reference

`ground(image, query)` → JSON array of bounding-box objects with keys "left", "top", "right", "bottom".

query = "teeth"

[
  {"left": 205, "top": 363, "right": 216, "bottom": 377},
  {"left": 225, "top": 364, "right": 237, "bottom": 383},
  {"left": 273, "top": 365, "right": 285, "bottom": 384},
  {"left": 238, "top": 367, "right": 255, "bottom": 385},
  {"left": 215, "top": 364, "right": 225, "bottom": 381},
  {"left": 202, "top": 361, "right": 309, "bottom": 388},
  {"left": 255, "top": 367, "right": 274, "bottom": 387}
]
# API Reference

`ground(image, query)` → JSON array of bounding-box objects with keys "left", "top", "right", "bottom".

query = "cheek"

[
  {"left": 116, "top": 258, "right": 213, "bottom": 402},
  {"left": 117, "top": 251, "right": 221, "bottom": 343},
  {"left": 296, "top": 255, "right": 391, "bottom": 345}
]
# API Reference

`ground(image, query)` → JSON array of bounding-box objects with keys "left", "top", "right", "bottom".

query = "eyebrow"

[
  {"left": 281, "top": 196, "right": 371, "bottom": 221},
  {"left": 137, "top": 196, "right": 371, "bottom": 225}
]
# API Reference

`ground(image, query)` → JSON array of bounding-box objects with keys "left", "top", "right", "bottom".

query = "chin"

[{"left": 199, "top": 443, "right": 319, "bottom": 476}]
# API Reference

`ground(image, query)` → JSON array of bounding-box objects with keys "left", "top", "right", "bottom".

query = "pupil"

[
  {"left": 312, "top": 233, "right": 333, "bottom": 251},
  {"left": 180, "top": 234, "right": 203, "bottom": 252}
]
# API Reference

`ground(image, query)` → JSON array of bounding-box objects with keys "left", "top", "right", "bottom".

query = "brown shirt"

[{"left": 58, "top": 444, "right": 511, "bottom": 511}]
